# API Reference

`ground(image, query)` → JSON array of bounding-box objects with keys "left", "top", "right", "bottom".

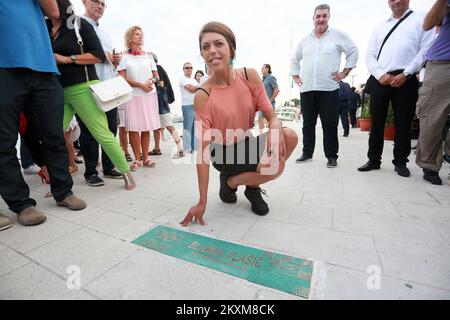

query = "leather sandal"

[
  {"left": 122, "top": 171, "right": 136, "bottom": 190},
  {"left": 143, "top": 159, "right": 156, "bottom": 168},
  {"left": 130, "top": 160, "right": 141, "bottom": 171},
  {"left": 148, "top": 149, "right": 162, "bottom": 156}
]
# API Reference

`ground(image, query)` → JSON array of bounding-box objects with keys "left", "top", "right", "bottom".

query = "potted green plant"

[
  {"left": 384, "top": 103, "right": 395, "bottom": 140},
  {"left": 359, "top": 95, "right": 371, "bottom": 131}
]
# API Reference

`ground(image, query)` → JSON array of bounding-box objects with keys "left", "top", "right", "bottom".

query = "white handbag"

[
  {"left": 73, "top": 19, "right": 133, "bottom": 112},
  {"left": 88, "top": 76, "right": 133, "bottom": 112}
]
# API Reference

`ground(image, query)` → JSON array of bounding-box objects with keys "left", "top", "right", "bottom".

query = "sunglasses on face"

[{"left": 184, "top": 67, "right": 193, "bottom": 70}]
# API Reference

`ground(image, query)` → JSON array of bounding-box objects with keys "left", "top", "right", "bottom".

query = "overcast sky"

[{"left": 71, "top": 0, "right": 436, "bottom": 113}]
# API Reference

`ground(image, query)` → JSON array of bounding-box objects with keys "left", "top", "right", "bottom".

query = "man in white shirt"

[
  {"left": 291, "top": 4, "right": 358, "bottom": 168},
  {"left": 358, "top": 0, "right": 435, "bottom": 178},
  {"left": 80, "top": 0, "right": 123, "bottom": 187},
  {"left": 179, "top": 62, "right": 199, "bottom": 153}
]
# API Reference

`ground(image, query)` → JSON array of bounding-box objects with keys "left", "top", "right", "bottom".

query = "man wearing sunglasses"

[
  {"left": 79, "top": 0, "right": 123, "bottom": 187},
  {"left": 179, "top": 62, "right": 199, "bottom": 153}
]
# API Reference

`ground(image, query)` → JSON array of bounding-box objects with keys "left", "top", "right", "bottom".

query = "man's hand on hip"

[{"left": 332, "top": 71, "right": 347, "bottom": 82}]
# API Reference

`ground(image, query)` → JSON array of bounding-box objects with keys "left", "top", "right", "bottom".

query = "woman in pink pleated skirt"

[{"left": 118, "top": 26, "right": 161, "bottom": 170}]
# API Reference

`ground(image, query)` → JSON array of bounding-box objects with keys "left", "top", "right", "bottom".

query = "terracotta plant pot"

[
  {"left": 359, "top": 118, "right": 371, "bottom": 132},
  {"left": 384, "top": 125, "right": 396, "bottom": 141}
]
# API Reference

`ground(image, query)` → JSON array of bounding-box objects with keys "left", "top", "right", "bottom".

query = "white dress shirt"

[
  {"left": 82, "top": 16, "right": 116, "bottom": 81},
  {"left": 290, "top": 27, "right": 359, "bottom": 93},
  {"left": 365, "top": 10, "right": 435, "bottom": 80}
]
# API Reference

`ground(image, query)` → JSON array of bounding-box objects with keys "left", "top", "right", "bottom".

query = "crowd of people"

[
  {"left": 291, "top": 0, "right": 449, "bottom": 187},
  {"left": 0, "top": 0, "right": 448, "bottom": 231}
]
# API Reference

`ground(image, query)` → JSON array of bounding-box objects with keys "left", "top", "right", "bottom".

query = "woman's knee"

[
  {"left": 259, "top": 160, "right": 286, "bottom": 181},
  {"left": 283, "top": 128, "right": 298, "bottom": 152}
]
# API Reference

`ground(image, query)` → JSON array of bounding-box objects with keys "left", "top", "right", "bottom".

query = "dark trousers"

[
  {"left": 300, "top": 90, "right": 339, "bottom": 159},
  {"left": 338, "top": 101, "right": 350, "bottom": 135},
  {"left": 368, "top": 78, "right": 419, "bottom": 166},
  {"left": 20, "top": 138, "right": 35, "bottom": 169},
  {"left": 349, "top": 108, "right": 357, "bottom": 127},
  {"left": 77, "top": 108, "right": 117, "bottom": 179},
  {"left": 0, "top": 68, "right": 73, "bottom": 213}
]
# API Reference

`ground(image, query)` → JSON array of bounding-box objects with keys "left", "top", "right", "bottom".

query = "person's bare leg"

[
  {"left": 161, "top": 128, "right": 168, "bottom": 141},
  {"left": 167, "top": 126, "right": 183, "bottom": 153},
  {"left": 64, "top": 131, "right": 77, "bottom": 173},
  {"left": 40, "top": 165, "right": 53, "bottom": 198},
  {"left": 153, "top": 129, "right": 161, "bottom": 151},
  {"left": 119, "top": 127, "right": 129, "bottom": 155},
  {"left": 129, "top": 131, "right": 141, "bottom": 161},
  {"left": 228, "top": 128, "right": 298, "bottom": 189},
  {"left": 141, "top": 131, "right": 151, "bottom": 163}
]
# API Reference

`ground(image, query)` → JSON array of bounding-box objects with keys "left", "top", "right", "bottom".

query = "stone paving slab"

[
  {"left": 242, "top": 219, "right": 380, "bottom": 271},
  {"left": 0, "top": 263, "right": 97, "bottom": 300},
  {"left": 85, "top": 249, "right": 260, "bottom": 300},
  {"left": 325, "top": 265, "right": 450, "bottom": 300},
  {"left": 26, "top": 228, "right": 138, "bottom": 285},
  {"left": 0, "top": 215, "right": 81, "bottom": 254},
  {"left": 0, "top": 243, "right": 30, "bottom": 277},
  {"left": 375, "top": 237, "right": 450, "bottom": 291}
]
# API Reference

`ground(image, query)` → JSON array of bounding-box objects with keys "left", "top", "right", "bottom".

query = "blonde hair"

[{"left": 124, "top": 25, "right": 143, "bottom": 49}]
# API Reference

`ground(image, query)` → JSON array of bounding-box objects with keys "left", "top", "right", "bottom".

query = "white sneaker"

[{"left": 23, "top": 164, "right": 40, "bottom": 175}]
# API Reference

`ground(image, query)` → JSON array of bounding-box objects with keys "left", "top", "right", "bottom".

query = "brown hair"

[
  {"left": 199, "top": 21, "right": 236, "bottom": 60},
  {"left": 124, "top": 25, "right": 143, "bottom": 49}
]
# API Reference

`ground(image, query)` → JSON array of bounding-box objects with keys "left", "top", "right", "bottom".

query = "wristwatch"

[{"left": 70, "top": 55, "right": 77, "bottom": 64}]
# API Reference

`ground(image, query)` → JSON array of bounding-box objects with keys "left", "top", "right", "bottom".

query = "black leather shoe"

[
  {"left": 358, "top": 161, "right": 381, "bottom": 172},
  {"left": 295, "top": 154, "right": 313, "bottom": 163},
  {"left": 423, "top": 169, "right": 442, "bottom": 185},
  {"left": 394, "top": 165, "right": 411, "bottom": 177},
  {"left": 244, "top": 187, "right": 269, "bottom": 216},
  {"left": 327, "top": 158, "right": 337, "bottom": 168},
  {"left": 219, "top": 173, "right": 237, "bottom": 203},
  {"left": 343, "top": 133, "right": 349, "bottom": 137}
]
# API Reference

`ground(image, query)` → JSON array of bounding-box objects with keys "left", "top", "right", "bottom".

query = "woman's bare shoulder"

[
  {"left": 236, "top": 68, "right": 262, "bottom": 85},
  {"left": 194, "top": 85, "right": 211, "bottom": 110}
]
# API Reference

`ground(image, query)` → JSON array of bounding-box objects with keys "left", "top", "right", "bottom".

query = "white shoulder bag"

[{"left": 73, "top": 19, "right": 133, "bottom": 112}]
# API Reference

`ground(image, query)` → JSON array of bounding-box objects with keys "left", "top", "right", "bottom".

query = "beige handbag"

[{"left": 74, "top": 19, "right": 133, "bottom": 112}]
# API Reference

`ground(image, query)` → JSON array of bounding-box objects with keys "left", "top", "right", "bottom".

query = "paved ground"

[{"left": 1, "top": 121, "right": 449, "bottom": 300}]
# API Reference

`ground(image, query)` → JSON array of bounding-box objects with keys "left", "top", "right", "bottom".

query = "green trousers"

[{"left": 63, "top": 81, "right": 129, "bottom": 174}]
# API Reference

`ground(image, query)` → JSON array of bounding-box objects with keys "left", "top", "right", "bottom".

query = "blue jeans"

[
  {"left": 0, "top": 68, "right": 74, "bottom": 213},
  {"left": 20, "top": 138, "right": 35, "bottom": 169},
  {"left": 182, "top": 105, "right": 197, "bottom": 152}
]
